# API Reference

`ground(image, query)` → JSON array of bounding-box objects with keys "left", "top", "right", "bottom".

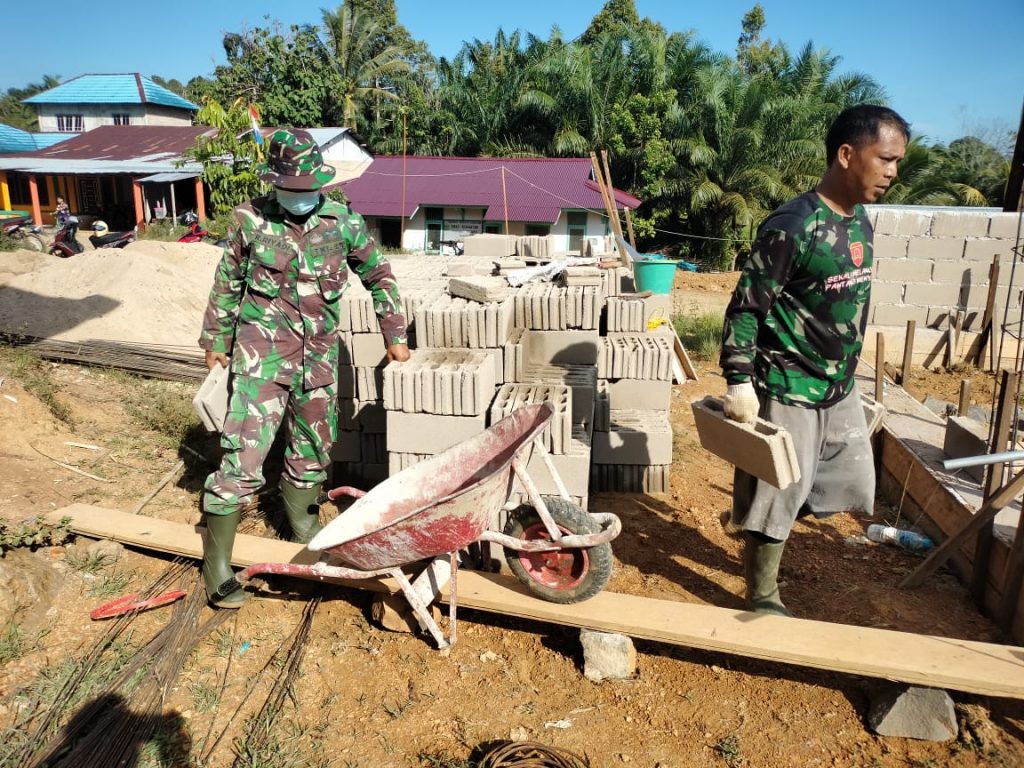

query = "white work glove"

[{"left": 723, "top": 382, "right": 759, "bottom": 424}]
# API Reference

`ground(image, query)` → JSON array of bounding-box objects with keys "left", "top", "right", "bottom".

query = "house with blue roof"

[
  {"left": 0, "top": 124, "right": 75, "bottom": 155},
  {"left": 24, "top": 73, "right": 197, "bottom": 134}
]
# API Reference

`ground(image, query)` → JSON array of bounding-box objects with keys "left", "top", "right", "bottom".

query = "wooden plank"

[
  {"left": 600, "top": 150, "right": 626, "bottom": 242},
  {"left": 974, "top": 256, "right": 999, "bottom": 368},
  {"left": 959, "top": 379, "right": 972, "bottom": 416},
  {"left": 874, "top": 332, "right": 885, "bottom": 402},
  {"left": 623, "top": 207, "right": 637, "bottom": 249},
  {"left": 1000, "top": 521, "right": 1024, "bottom": 632},
  {"left": 673, "top": 328, "right": 699, "bottom": 382},
  {"left": 46, "top": 504, "right": 1024, "bottom": 700}
]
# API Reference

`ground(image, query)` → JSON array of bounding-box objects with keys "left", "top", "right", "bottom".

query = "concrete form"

[
  {"left": 605, "top": 294, "right": 672, "bottom": 333},
  {"left": 383, "top": 348, "right": 497, "bottom": 416},
  {"left": 598, "top": 334, "right": 673, "bottom": 380},
  {"left": 591, "top": 409, "right": 673, "bottom": 465},
  {"left": 490, "top": 383, "right": 574, "bottom": 455}
]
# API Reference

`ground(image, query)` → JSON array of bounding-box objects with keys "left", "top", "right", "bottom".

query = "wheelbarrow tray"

[{"left": 309, "top": 403, "right": 553, "bottom": 571}]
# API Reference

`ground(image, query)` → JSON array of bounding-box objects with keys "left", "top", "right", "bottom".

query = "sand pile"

[{"left": 0, "top": 240, "right": 223, "bottom": 348}]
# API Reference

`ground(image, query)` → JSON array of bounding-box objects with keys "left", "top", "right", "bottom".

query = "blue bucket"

[{"left": 633, "top": 258, "right": 678, "bottom": 294}]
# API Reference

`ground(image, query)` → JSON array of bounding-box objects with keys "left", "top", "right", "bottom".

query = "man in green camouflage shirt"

[
  {"left": 198, "top": 128, "right": 410, "bottom": 608},
  {"left": 719, "top": 105, "right": 909, "bottom": 616}
]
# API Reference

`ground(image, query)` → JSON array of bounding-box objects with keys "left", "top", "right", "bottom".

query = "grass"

[
  {"left": 121, "top": 377, "right": 202, "bottom": 448},
  {"left": 0, "top": 620, "right": 42, "bottom": 664},
  {"left": 89, "top": 569, "right": 135, "bottom": 598},
  {"left": 190, "top": 680, "right": 221, "bottom": 713},
  {"left": 0, "top": 345, "right": 74, "bottom": 425},
  {"left": 714, "top": 734, "right": 743, "bottom": 767},
  {"left": 65, "top": 548, "right": 112, "bottom": 575},
  {"left": 673, "top": 309, "right": 724, "bottom": 362}
]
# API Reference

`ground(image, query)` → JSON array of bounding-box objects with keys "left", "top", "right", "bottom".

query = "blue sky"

[{"left": 2, "top": 0, "right": 1021, "bottom": 147}]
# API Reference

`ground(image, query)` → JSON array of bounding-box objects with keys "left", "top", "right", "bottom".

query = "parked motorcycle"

[
  {"left": 440, "top": 239, "right": 465, "bottom": 256},
  {"left": 89, "top": 220, "right": 137, "bottom": 250},
  {"left": 1, "top": 213, "right": 45, "bottom": 252},
  {"left": 49, "top": 217, "right": 85, "bottom": 257},
  {"left": 176, "top": 212, "right": 227, "bottom": 247}
]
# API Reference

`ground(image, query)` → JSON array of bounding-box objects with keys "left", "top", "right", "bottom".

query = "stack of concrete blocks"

[
  {"left": 591, "top": 324, "right": 674, "bottom": 493},
  {"left": 462, "top": 233, "right": 517, "bottom": 259},
  {"left": 513, "top": 285, "right": 602, "bottom": 331},
  {"left": 383, "top": 348, "right": 498, "bottom": 474},
  {"left": 867, "top": 208, "right": 1023, "bottom": 332}
]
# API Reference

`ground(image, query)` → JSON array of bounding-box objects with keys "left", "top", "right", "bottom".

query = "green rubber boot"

[
  {"left": 280, "top": 482, "right": 323, "bottom": 545},
  {"left": 743, "top": 532, "right": 792, "bottom": 617},
  {"left": 201, "top": 508, "right": 245, "bottom": 608}
]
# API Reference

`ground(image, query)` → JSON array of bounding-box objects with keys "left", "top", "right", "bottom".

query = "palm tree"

[{"left": 320, "top": 4, "right": 411, "bottom": 130}]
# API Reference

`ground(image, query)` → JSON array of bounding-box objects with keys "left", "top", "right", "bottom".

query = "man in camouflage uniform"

[
  {"left": 198, "top": 128, "right": 410, "bottom": 608},
  {"left": 720, "top": 105, "right": 909, "bottom": 616}
]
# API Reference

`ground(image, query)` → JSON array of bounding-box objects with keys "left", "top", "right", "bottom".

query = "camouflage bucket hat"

[{"left": 257, "top": 129, "right": 336, "bottom": 191}]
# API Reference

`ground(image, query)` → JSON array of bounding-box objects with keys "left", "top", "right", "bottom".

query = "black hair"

[{"left": 826, "top": 105, "right": 910, "bottom": 165}]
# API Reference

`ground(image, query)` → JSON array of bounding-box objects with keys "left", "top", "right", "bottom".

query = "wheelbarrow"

[{"left": 218, "top": 402, "right": 619, "bottom": 648}]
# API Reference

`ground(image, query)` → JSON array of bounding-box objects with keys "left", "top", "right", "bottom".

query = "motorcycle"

[
  {"left": 1, "top": 213, "right": 45, "bottom": 252},
  {"left": 49, "top": 216, "right": 85, "bottom": 257},
  {"left": 176, "top": 212, "right": 227, "bottom": 247},
  {"left": 440, "top": 239, "right": 465, "bottom": 257},
  {"left": 89, "top": 220, "right": 137, "bottom": 250}
]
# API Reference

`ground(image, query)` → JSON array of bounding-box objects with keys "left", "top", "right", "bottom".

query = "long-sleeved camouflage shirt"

[
  {"left": 199, "top": 194, "right": 407, "bottom": 390},
  {"left": 720, "top": 191, "right": 873, "bottom": 408}
]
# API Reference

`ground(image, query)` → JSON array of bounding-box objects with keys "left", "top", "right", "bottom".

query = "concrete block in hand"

[
  {"left": 192, "top": 363, "right": 229, "bottom": 433},
  {"left": 691, "top": 396, "right": 801, "bottom": 489}
]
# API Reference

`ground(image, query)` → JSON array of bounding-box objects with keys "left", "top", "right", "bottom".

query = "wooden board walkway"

[{"left": 48, "top": 504, "right": 1024, "bottom": 701}]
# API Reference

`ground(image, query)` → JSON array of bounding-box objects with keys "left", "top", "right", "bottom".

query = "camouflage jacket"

[
  {"left": 199, "top": 194, "right": 407, "bottom": 389},
  {"left": 720, "top": 191, "right": 873, "bottom": 408}
]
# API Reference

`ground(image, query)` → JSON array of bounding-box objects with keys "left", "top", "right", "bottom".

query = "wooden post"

[
  {"left": 999, "top": 520, "right": 1024, "bottom": 632},
  {"left": 624, "top": 208, "right": 637, "bottom": 249},
  {"left": 600, "top": 150, "right": 626, "bottom": 241},
  {"left": 900, "top": 320, "right": 915, "bottom": 385},
  {"left": 958, "top": 379, "right": 972, "bottom": 416},
  {"left": 132, "top": 179, "right": 145, "bottom": 231},
  {"left": 28, "top": 174, "right": 41, "bottom": 225},
  {"left": 973, "top": 369, "right": 1018, "bottom": 605},
  {"left": 590, "top": 152, "right": 629, "bottom": 267},
  {"left": 874, "top": 332, "right": 885, "bottom": 403}
]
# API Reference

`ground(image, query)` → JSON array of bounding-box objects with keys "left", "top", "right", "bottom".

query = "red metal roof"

[
  {"left": 341, "top": 156, "right": 641, "bottom": 223},
  {"left": 4, "top": 125, "right": 214, "bottom": 161}
]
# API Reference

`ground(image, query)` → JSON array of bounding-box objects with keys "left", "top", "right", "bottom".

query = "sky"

[{"left": 2, "top": 0, "right": 1021, "bottom": 147}]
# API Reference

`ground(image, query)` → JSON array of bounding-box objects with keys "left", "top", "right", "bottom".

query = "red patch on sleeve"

[{"left": 850, "top": 241, "right": 864, "bottom": 267}]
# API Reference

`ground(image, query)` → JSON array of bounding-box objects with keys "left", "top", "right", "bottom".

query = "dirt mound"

[
  {"left": 0, "top": 249, "right": 51, "bottom": 287},
  {"left": 0, "top": 240, "right": 222, "bottom": 348}
]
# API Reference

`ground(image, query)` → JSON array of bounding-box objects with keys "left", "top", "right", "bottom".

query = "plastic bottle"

[{"left": 866, "top": 524, "right": 934, "bottom": 552}]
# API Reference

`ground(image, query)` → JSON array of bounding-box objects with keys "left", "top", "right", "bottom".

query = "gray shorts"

[{"left": 732, "top": 389, "right": 875, "bottom": 541}]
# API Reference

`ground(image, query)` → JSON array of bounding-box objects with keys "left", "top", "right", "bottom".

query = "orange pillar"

[
  {"left": 28, "top": 175, "right": 41, "bottom": 225},
  {"left": 66, "top": 176, "right": 79, "bottom": 214},
  {"left": 194, "top": 176, "right": 206, "bottom": 222},
  {"left": 0, "top": 171, "right": 10, "bottom": 210},
  {"left": 132, "top": 179, "right": 144, "bottom": 230}
]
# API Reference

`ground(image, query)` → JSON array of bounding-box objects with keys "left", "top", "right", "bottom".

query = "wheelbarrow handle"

[
  {"left": 90, "top": 589, "right": 188, "bottom": 620},
  {"left": 326, "top": 485, "right": 367, "bottom": 501}
]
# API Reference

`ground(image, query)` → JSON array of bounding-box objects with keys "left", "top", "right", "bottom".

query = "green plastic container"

[{"left": 633, "top": 258, "right": 678, "bottom": 294}]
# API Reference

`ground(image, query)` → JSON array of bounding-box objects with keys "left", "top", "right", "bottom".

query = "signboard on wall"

[{"left": 444, "top": 220, "right": 483, "bottom": 239}]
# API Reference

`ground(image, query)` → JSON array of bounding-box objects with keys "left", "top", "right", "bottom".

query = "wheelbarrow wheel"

[{"left": 502, "top": 497, "right": 613, "bottom": 603}]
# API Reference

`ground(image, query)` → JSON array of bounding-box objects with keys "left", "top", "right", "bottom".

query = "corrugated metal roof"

[
  {"left": 137, "top": 171, "right": 199, "bottom": 183},
  {"left": 342, "top": 156, "right": 641, "bottom": 223},
  {"left": 24, "top": 74, "right": 198, "bottom": 111},
  {"left": 0, "top": 124, "right": 76, "bottom": 154}
]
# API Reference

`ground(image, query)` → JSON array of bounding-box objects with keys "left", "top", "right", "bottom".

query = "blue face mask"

[{"left": 276, "top": 189, "right": 321, "bottom": 216}]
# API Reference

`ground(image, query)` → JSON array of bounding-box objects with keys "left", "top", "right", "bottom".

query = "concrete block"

[
  {"left": 963, "top": 238, "right": 1016, "bottom": 263},
  {"left": 943, "top": 415, "right": 989, "bottom": 483},
  {"left": 872, "top": 235, "right": 910, "bottom": 259},
  {"left": 691, "top": 396, "right": 800, "bottom": 489},
  {"left": 605, "top": 294, "right": 672, "bottom": 332},
  {"left": 337, "top": 364, "right": 356, "bottom": 398},
  {"left": 386, "top": 411, "right": 486, "bottom": 454},
  {"left": 874, "top": 209, "right": 931, "bottom": 237},
  {"left": 903, "top": 282, "right": 964, "bottom": 308},
  {"left": 988, "top": 213, "right": 1022, "bottom": 240},
  {"left": 355, "top": 366, "right": 385, "bottom": 401},
  {"left": 520, "top": 425, "right": 591, "bottom": 498},
  {"left": 592, "top": 409, "right": 672, "bottom": 465},
  {"left": 869, "top": 281, "right": 905, "bottom": 305},
  {"left": 503, "top": 327, "right": 525, "bottom": 383},
  {"left": 338, "top": 398, "right": 360, "bottom": 431},
  {"left": 589, "top": 464, "right": 670, "bottom": 494},
  {"left": 580, "top": 629, "right": 637, "bottom": 682},
  {"left": 605, "top": 378, "right": 671, "bottom": 411},
  {"left": 930, "top": 260, "right": 982, "bottom": 284},
  {"left": 448, "top": 275, "right": 513, "bottom": 303},
  {"left": 867, "top": 685, "right": 957, "bottom": 741},
  {"left": 524, "top": 329, "right": 600, "bottom": 365},
  {"left": 490, "top": 383, "right": 573, "bottom": 454},
  {"left": 192, "top": 363, "right": 229, "bottom": 433},
  {"left": 388, "top": 451, "right": 431, "bottom": 475},
  {"left": 329, "top": 432, "right": 361, "bottom": 462},
  {"left": 598, "top": 334, "right": 673, "bottom": 381},
  {"left": 930, "top": 211, "right": 989, "bottom": 238},
  {"left": 444, "top": 260, "right": 476, "bottom": 277},
  {"left": 907, "top": 238, "right": 964, "bottom": 261},
  {"left": 870, "top": 303, "right": 929, "bottom": 327},
  {"left": 356, "top": 399, "right": 387, "bottom": 433},
  {"left": 924, "top": 306, "right": 980, "bottom": 331},
  {"left": 350, "top": 333, "right": 387, "bottom": 368},
  {"left": 862, "top": 394, "right": 886, "bottom": 435},
  {"left": 873, "top": 258, "right": 932, "bottom": 282},
  {"left": 360, "top": 431, "right": 387, "bottom": 464},
  {"left": 522, "top": 363, "right": 597, "bottom": 428},
  {"left": 463, "top": 233, "right": 517, "bottom": 258},
  {"left": 383, "top": 348, "right": 497, "bottom": 416}
]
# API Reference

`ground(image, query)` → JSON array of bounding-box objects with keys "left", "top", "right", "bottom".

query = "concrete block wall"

[
  {"left": 868, "top": 207, "right": 1022, "bottom": 333},
  {"left": 334, "top": 251, "right": 673, "bottom": 502}
]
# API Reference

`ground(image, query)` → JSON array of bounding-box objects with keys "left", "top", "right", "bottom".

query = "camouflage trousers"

[
  {"left": 730, "top": 388, "right": 875, "bottom": 541},
  {"left": 203, "top": 371, "right": 337, "bottom": 516}
]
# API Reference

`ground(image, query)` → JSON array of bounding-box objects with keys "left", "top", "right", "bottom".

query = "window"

[
  {"left": 566, "top": 211, "right": 587, "bottom": 254},
  {"left": 7, "top": 172, "right": 50, "bottom": 205},
  {"left": 56, "top": 114, "right": 84, "bottom": 132},
  {"left": 483, "top": 223, "right": 500, "bottom": 234},
  {"left": 112, "top": 113, "right": 131, "bottom": 126},
  {"left": 525, "top": 224, "right": 550, "bottom": 237}
]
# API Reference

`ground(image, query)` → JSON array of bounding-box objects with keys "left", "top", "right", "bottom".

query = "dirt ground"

[{"left": 1, "top": 268, "right": 1023, "bottom": 767}]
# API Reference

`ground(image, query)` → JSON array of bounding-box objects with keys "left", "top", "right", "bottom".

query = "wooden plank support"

[
  {"left": 975, "top": 370, "right": 1018, "bottom": 604},
  {"left": 45, "top": 504, "right": 1024, "bottom": 700},
  {"left": 974, "top": 255, "right": 999, "bottom": 369},
  {"left": 958, "top": 379, "right": 972, "bottom": 417},
  {"left": 874, "top": 331, "right": 885, "bottom": 403},
  {"left": 1000, "top": 521, "right": 1024, "bottom": 632}
]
